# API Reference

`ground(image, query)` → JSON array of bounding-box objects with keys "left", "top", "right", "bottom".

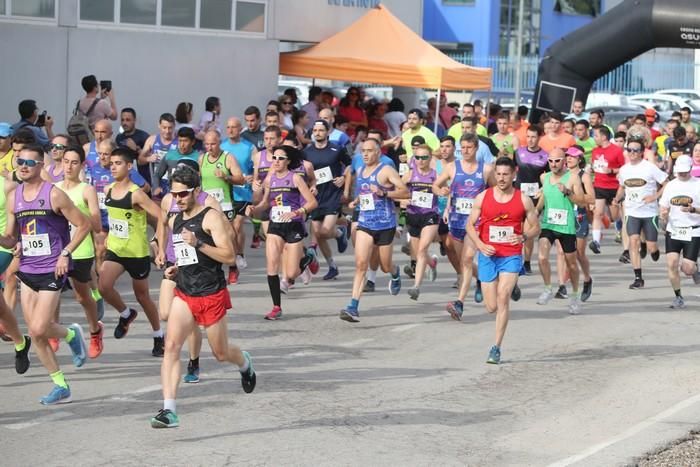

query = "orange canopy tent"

[{"left": 279, "top": 4, "right": 492, "bottom": 92}]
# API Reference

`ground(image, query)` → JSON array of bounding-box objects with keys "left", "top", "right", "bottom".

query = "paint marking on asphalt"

[
  {"left": 340, "top": 338, "right": 374, "bottom": 348},
  {"left": 547, "top": 392, "right": 700, "bottom": 467},
  {"left": 4, "top": 411, "right": 74, "bottom": 430},
  {"left": 391, "top": 323, "right": 420, "bottom": 333}
]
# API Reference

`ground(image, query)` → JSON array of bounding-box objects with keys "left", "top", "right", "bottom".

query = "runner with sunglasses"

[
  {"left": 251, "top": 125, "right": 283, "bottom": 249},
  {"left": 42, "top": 135, "right": 69, "bottom": 183}
]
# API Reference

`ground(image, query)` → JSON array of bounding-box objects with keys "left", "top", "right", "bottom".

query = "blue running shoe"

[
  {"left": 487, "top": 345, "right": 501, "bottom": 364},
  {"left": 183, "top": 360, "right": 200, "bottom": 384},
  {"left": 96, "top": 298, "right": 105, "bottom": 322},
  {"left": 340, "top": 308, "right": 360, "bottom": 323},
  {"left": 389, "top": 266, "right": 401, "bottom": 295},
  {"left": 323, "top": 266, "right": 339, "bottom": 281},
  {"left": 337, "top": 226, "right": 349, "bottom": 253},
  {"left": 40, "top": 385, "right": 72, "bottom": 405},
  {"left": 446, "top": 301, "right": 463, "bottom": 321},
  {"left": 474, "top": 283, "right": 483, "bottom": 303},
  {"left": 150, "top": 409, "right": 179, "bottom": 428},
  {"left": 67, "top": 323, "right": 87, "bottom": 368}
]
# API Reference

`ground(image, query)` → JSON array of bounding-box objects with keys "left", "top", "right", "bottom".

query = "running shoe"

[
  {"left": 401, "top": 244, "right": 411, "bottom": 256},
  {"left": 280, "top": 278, "right": 289, "bottom": 295},
  {"left": 629, "top": 278, "right": 645, "bottom": 289},
  {"left": 439, "top": 242, "right": 446, "bottom": 257},
  {"left": 67, "top": 323, "right": 87, "bottom": 368},
  {"left": 669, "top": 296, "right": 685, "bottom": 309},
  {"left": 693, "top": 271, "right": 700, "bottom": 285},
  {"left": 152, "top": 336, "right": 165, "bottom": 357},
  {"left": 486, "top": 345, "right": 501, "bottom": 364},
  {"left": 15, "top": 335, "right": 31, "bottom": 375},
  {"left": 651, "top": 250, "right": 660, "bottom": 262},
  {"left": 588, "top": 240, "right": 601, "bottom": 254},
  {"left": 407, "top": 287, "right": 420, "bottom": 301},
  {"left": 568, "top": 296, "right": 582, "bottom": 315},
  {"left": 49, "top": 337, "right": 60, "bottom": 352},
  {"left": 250, "top": 233, "right": 261, "bottom": 249},
  {"left": 40, "top": 385, "right": 72, "bottom": 405},
  {"left": 614, "top": 231, "right": 622, "bottom": 244},
  {"left": 511, "top": 284, "right": 522, "bottom": 302},
  {"left": 264, "top": 306, "right": 283, "bottom": 320},
  {"left": 0, "top": 326, "right": 12, "bottom": 342},
  {"left": 403, "top": 264, "right": 415, "bottom": 279},
  {"left": 300, "top": 268, "right": 312, "bottom": 285},
  {"left": 337, "top": 226, "right": 349, "bottom": 253},
  {"left": 537, "top": 288, "right": 554, "bottom": 305},
  {"left": 446, "top": 300, "right": 463, "bottom": 321},
  {"left": 150, "top": 409, "right": 179, "bottom": 428},
  {"left": 228, "top": 267, "right": 239, "bottom": 285},
  {"left": 363, "top": 280, "right": 376, "bottom": 293},
  {"left": 96, "top": 297, "right": 105, "bottom": 322},
  {"left": 323, "top": 266, "right": 339, "bottom": 281},
  {"left": 427, "top": 255, "right": 438, "bottom": 282},
  {"left": 114, "top": 308, "right": 138, "bottom": 339},
  {"left": 183, "top": 360, "right": 200, "bottom": 383},
  {"left": 554, "top": 285, "right": 568, "bottom": 299},
  {"left": 299, "top": 248, "right": 316, "bottom": 274},
  {"left": 640, "top": 242, "right": 647, "bottom": 259},
  {"left": 236, "top": 255, "right": 248, "bottom": 270},
  {"left": 88, "top": 322, "right": 104, "bottom": 359},
  {"left": 581, "top": 279, "right": 593, "bottom": 302},
  {"left": 389, "top": 266, "right": 402, "bottom": 296},
  {"left": 340, "top": 307, "right": 360, "bottom": 323},
  {"left": 619, "top": 250, "right": 631, "bottom": 264},
  {"left": 474, "top": 282, "right": 483, "bottom": 303},
  {"left": 240, "top": 351, "right": 256, "bottom": 393},
  {"left": 307, "top": 248, "right": 320, "bottom": 275}
]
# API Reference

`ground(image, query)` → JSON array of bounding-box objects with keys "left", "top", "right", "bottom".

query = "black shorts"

[
  {"left": 223, "top": 210, "right": 235, "bottom": 221},
  {"left": 594, "top": 187, "right": 617, "bottom": 205},
  {"left": 267, "top": 221, "right": 306, "bottom": 244},
  {"left": 256, "top": 210, "right": 270, "bottom": 222},
  {"left": 232, "top": 201, "right": 250, "bottom": 217},
  {"left": 357, "top": 226, "right": 396, "bottom": 246},
  {"left": 309, "top": 207, "right": 339, "bottom": 222},
  {"left": 104, "top": 250, "right": 151, "bottom": 280},
  {"left": 626, "top": 216, "right": 658, "bottom": 242},
  {"left": 665, "top": 233, "right": 700, "bottom": 260},
  {"left": 68, "top": 258, "right": 94, "bottom": 283},
  {"left": 351, "top": 208, "right": 359, "bottom": 223},
  {"left": 406, "top": 212, "right": 439, "bottom": 238},
  {"left": 539, "top": 229, "right": 577, "bottom": 253},
  {"left": 16, "top": 271, "right": 67, "bottom": 292},
  {"left": 438, "top": 216, "right": 449, "bottom": 236}
]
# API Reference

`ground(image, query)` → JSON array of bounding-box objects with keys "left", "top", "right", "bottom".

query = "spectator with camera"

[
  {"left": 11, "top": 99, "right": 54, "bottom": 149},
  {"left": 78, "top": 75, "right": 117, "bottom": 129}
]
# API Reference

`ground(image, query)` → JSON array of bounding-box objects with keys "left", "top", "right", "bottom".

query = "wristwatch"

[{"left": 60, "top": 248, "right": 72, "bottom": 258}]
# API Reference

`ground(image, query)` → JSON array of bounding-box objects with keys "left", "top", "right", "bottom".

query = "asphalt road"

[{"left": 1, "top": 227, "right": 700, "bottom": 466}]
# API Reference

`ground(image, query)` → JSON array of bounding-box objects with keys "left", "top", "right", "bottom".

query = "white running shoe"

[
  {"left": 236, "top": 255, "right": 248, "bottom": 270},
  {"left": 537, "top": 288, "right": 554, "bottom": 305}
]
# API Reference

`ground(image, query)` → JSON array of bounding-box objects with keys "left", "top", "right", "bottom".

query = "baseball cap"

[
  {"left": 673, "top": 154, "right": 692, "bottom": 173},
  {"left": 565, "top": 146, "right": 584, "bottom": 158},
  {"left": 0, "top": 122, "right": 11, "bottom": 138},
  {"left": 411, "top": 135, "right": 426, "bottom": 146},
  {"left": 644, "top": 108, "right": 657, "bottom": 122}
]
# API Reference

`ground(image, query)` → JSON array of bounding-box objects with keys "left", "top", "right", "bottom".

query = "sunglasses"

[
  {"left": 413, "top": 155, "right": 430, "bottom": 160},
  {"left": 171, "top": 188, "right": 195, "bottom": 198},
  {"left": 17, "top": 158, "right": 43, "bottom": 167},
  {"left": 51, "top": 143, "right": 66, "bottom": 150},
  {"left": 624, "top": 147, "right": 643, "bottom": 153},
  {"left": 272, "top": 155, "right": 288, "bottom": 161},
  {"left": 548, "top": 158, "right": 563, "bottom": 163}
]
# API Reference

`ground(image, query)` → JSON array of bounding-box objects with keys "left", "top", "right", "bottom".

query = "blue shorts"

[
  {"left": 449, "top": 228, "right": 467, "bottom": 242},
  {"left": 477, "top": 253, "right": 523, "bottom": 283}
]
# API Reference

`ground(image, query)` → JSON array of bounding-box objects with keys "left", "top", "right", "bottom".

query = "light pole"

[{"left": 513, "top": 0, "right": 525, "bottom": 108}]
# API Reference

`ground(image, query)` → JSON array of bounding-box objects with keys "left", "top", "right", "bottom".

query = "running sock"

[
  {"left": 349, "top": 298, "right": 360, "bottom": 310},
  {"left": 634, "top": 268, "right": 642, "bottom": 280},
  {"left": 391, "top": 265, "right": 400, "bottom": 279},
  {"left": 119, "top": 308, "right": 132, "bottom": 319},
  {"left": 163, "top": 399, "right": 176, "bottom": 413},
  {"left": 592, "top": 230, "right": 601, "bottom": 243},
  {"left": 267, "top": 275, "right": 281, "bottom": 307},
  {"left": 239, "top": 353, "right": 250, "bottom": 373},
  {"left": 189, "top": 357, "right": 199, "bottom": 369},
  {"left": 367, "top": 268, "right": 377, "bottom": 283},
  {"left": 14, "top": 335, "right": 26, "bottom": 352},
  {"left": 153, "top": 329, "right": 164, "bottom": 338},
  {"left": 327, "top": 257, "right": 336, "bottom": 269},
  {"left": 674, "top": 288, "right": 682, "bottom": 297},
  {"left": 91, "top": 288, "right": 102, "bottom": 301},
  {"left": 50, "top": 370, "right": 68, "bottom": 389},
  {"left": 65, "top": 327, "right": 76, "bottom": 343}
]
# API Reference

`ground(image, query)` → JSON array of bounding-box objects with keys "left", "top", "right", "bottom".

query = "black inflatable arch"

[{"left": 530, "top": 0, "right": 700, "bottom": 123}]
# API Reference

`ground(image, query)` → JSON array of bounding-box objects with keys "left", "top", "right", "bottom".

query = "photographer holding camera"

[
  {"left": 11, "top": 99, "right": 54, "bottom": 150},
  {"left": 78, "top": 74, "right": 117, "bottom": 130}
]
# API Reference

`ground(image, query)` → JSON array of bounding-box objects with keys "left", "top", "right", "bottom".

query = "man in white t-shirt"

[
  {"left": 77, "top": 75, "right": 117, "bottom": 129},
  {"left": 613, "top": 137, "right": 668, "bottom": 290},
  {"left": 659, "top": 154, "right": 700, "bottom": 309}
]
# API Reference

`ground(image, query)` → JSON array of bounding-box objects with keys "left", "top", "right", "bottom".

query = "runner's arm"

[
  {"left": 522, "top": 194, "right": 541, "bottom": 241},
  {"left": 432, "top": 165, "right": 453, "bottom": 196},
  {"left": 133, "top": 189, "right": 164, "bottom": 258},
  {"left": 138, "top": 135, "right": 155, "bottom": 165},
  {"left": 294, "top": 173, "right": 318, "bottom": 215},
  {"left": 0, "top": 190, "right": 18, "bottom": 248},
  {"left": 380, "top": 166, "right": 409, "bottom": 200},
  {"left": 83, "top": 184, "right": 103, "bottom": 234},
  {"left": 226, "top": 154, "right": 245, "bottom": 185},
  {"left": 199, "top": 209, "right": 236, "bottom": 264}
]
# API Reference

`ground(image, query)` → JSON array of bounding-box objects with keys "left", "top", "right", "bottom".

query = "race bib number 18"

[{"left": 174, "top": 242, "right": 198, "bottom": 266}]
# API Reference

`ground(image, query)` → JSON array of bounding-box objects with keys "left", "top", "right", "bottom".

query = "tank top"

[
  {"left": 56, "top": 181, "right": 95, "bottom": 260},
  {"left": 257, "top": 150, "right": 273, "bottom": 183},
  {"left": 166, "top": 191, "right": 208, "bottom": 264},
  {"left": 15, "top": 182, "right": 70, "bottom": 274},
  {"left": 200, "top": 151, "right": 233, "bottom": 211},
  {"left": 105, "top": 183, "right": 148, "bottom": 258},
  {"left": 87, "top": 163, "right": 112, "bottom": 211},
  {"left": 478, "top": 187, "right": 525, "bottom": 257},
  {"left": 407, "top": 167, "right": 438, "bottom": 215},
  {"left": 268, "top": 171, "right": 304, "bottom": 223},
  {"left": 152, "top": 135, "right": 177, "bottom": 191},
  {"left": 435, "top": 159, "right": 450, "bottom": 216},
  {"left": 0, "top": 178, "right": 11, "bottom": 254},
  {"left": 46, "top": 163, "right": 64, "bottom": 184},
  {"left": 356, "top": 163, "right": 396, "bottom": 230},
  {"left": 293, "top": 163, "right": 308, "bottom": 183},
  {"left": 86, "top": 141, "right": 98, "bottom": 169},
  {"left": 541, "top": 172, "right": 576, "bottom": 235},
  {"left": 449, "top": 160, "right": 486, "bottom": 231},
  {"left": 173, "top": 207, "right": 227, "bottom": 296}
]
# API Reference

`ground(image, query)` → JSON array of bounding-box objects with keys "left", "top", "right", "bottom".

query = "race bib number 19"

[{"left": 488, "top": 226, "right": 514, "bottom": 243}]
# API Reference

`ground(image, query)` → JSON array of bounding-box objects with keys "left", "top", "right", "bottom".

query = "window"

[
  {"left": 80, "top": 0, "right": 115, "bottom": 22},
  {"left": 236, "top": 1, "right": 264, "bottom": 33},
  {"left": 162, "top": 0, "right": 196, "bottom": 27},
  {"left": 12, "top": 0, "right": 55, "bottom": 18},
  {"left": 121, "top": 0, "right": 157, "bottom": 25},
  {"left": 200, "top": 0, "right": 232, "bottom": 30},
  {"left": 499, "top": 0, "right": 541, "bottom": 56},
  {"left": 0, "top": 1, "right": 5, "bottom": 15}
]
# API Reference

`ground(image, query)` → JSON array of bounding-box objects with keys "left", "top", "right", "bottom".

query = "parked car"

[
  {"left": 628, "top": 93, "right": 700, "bottom": 113},
  {"left": 655, "top": 88, "right": 700, "bottom": 102},
  {"left": 585, "top": 92, "right": 630, "bottom": 108}
]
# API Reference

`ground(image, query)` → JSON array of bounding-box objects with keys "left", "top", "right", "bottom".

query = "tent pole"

[
  {"left": 485, "top": 88, "right": 492, "bottom": 133},
  {"left": 312, "top": 78, "right": 316, "bottom": 86},
  {"left": 434, "top": 87, "right": 441, "bottom": 135}
]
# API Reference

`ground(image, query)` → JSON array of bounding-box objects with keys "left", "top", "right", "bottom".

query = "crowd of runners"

[{"left": 2, "top": 75, "right": 700, "bottom": 428}]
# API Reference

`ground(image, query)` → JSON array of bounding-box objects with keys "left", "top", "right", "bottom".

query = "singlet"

[
  {"left": 268, "top": 171, "right": 304, "bottom": 224},
  {"left": 86, "top": 141, "right": 98, "bottom": 169},
  {"left": 356, "top": 163, "right": 395, "bottom": 230},
  {"left": 256, "top": 150, "right": 273, "bottom": 183},
  {"left": 478, "top": 187, "right": 525, "bottom": 257},
  {"left": 514, "top": 147, "right": 548, "bottom": 198},
  {"left": 14, "top": 182, "right": 70, "bottom": 274},
  {"left": 105, "top": 183, "right": 148, "bottom": 258},
  {"left": 407, "top": 167, "right": 438, "bottom": 215},
  {"left": 201, "top": 152, "right": 234, "bottom": 211},
  {"left": 173, "top": 207, "right": 227, "bottom": 296},
  {"left": 220, "top": 138, "right": 254, "bottom": 203},
  {"left": 152, "top": 134, "right": 177, "bottom": 191},
  {"left": 435, "top": 159, "right": 450, "bottom": 216},
  {"left": 577, "top": 169, "right": 588, "bottom": 215},
  {"left": 166, "top": 191, "right": 208, "bottom": 265},
  {"left": 56, "top": 181, "right": 95, "bottom": 260},
  {"left": 0, "top": 177, "right": 11, "bottom": 254},
  {"left": 46, "top": 163, "right": 64, "bottom": 184},
  {"left": 449, "top": 160, "right": 486, "bottom": 231},
  {"left": 541, "top": 172, "right": 576, "bottom": 235}
]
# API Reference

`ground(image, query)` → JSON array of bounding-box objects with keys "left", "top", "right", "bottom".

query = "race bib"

[
  {"left": 109, "top": 219, "right": 129, "bottom": 239},
  {"left": 520, "top": 183, "right": 539, "bottom": 197},
  {"left": 174, "top": 242, "right": 198, "bottom": 266},
  {"left": 22, "top": 233, "right": 51, "bottom": 257},
  {"left": 455, "top": 197, "right": 474, "bottom": 215},
  {"left": 489, "top": 226, "right": 514, "bottom": 243},
  {"left": 670, "top": 226, "right": 692, "bottom": 242},
  {"left": 625, "top": 186, "right": 643, "bottom": 204},
  {"left": 206, "top": 188, "right": 225, "bottom": 203},
  {"left": 546, "top": 208, "right": 568, "bottom": 226},
  {"left": 97, "top": 192, "right": 106, "bottom": 210},
  {"left": 411, "top": 191, "right": 433, "bottom": 209},
  {"left": 314, "top": 166, "right": 333, "bottom": 185},
  {"left": 592, "top": 159, "right": 608, "bottom": 173},
  {"left": 399, "top": 163, "right": 409, "bottom": 176},
  {"left": 271, "top": 205, "right": 292, "bottom": 223},
  {"left": 153, "top": 149, "right": 167, "bottom": 163},
  {"left": 359, "top": 193, "right": 375, "bottom": 211}
]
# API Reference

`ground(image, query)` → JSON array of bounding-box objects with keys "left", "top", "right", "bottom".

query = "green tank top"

[
  {"left": 0, "top": 178, "right": 10, "bottom": 255},
  {"left": 105, "top": 183, "right": 149, "bottom": 258},
  {"left": 200, "top": 152, "right": 233, "bottom": 211},
  {"left": 56, "top": 181, "right": 95, "bottom": 260},
  {"left": 541, "top": 171, "right": 576, "bottom": 235}
]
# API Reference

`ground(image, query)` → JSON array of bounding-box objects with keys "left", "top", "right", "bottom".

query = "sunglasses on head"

[
  {"left": 51, "top": 143, "right": 66, "bottom": 150},
  {"left": 413, "top": 155, "right": 430, "bottom": 160},
  {"left": 548, "top": 158, "right": 563, "bottom": 163},
  {"left": 272, "top": 155, "right": 288, "bottom": 161},
  {"left": 171, "top": 188, "right": 195, "bottom": 198},
  {"left": 624, "top": 147, "right": 643, "bottom": 153},
  {"left": 16, "top": 158, "right": 42, "bottom": 167}
]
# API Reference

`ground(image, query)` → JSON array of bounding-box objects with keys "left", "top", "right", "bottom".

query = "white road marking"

[
  {"left": 4, "top": 411, "right": 74, "bottom": 430},
  {"left": 340, "top": 338, "right": 374, "bottom": 348},
  {"left": 391, "top": 324, "right": 420, "bottom": 333}
]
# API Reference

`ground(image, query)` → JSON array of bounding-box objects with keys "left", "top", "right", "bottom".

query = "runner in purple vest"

[
  {"left": 42, "top": 134, "right": 68, "bottom": 183},
  {"left": 250, "top": 125, "right": 281, "bottom": 248},
  {"left": 0, "top": 144, "right": 90, "bottom": 405}
]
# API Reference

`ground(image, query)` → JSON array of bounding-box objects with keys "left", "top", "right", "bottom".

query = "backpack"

[{"left": 67, "top": 98, "right": 100, "bottom": 146}]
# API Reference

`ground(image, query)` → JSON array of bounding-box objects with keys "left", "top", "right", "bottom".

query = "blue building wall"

[{"left": 539, "top": 0, "right": 596, "bottom": 54}]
